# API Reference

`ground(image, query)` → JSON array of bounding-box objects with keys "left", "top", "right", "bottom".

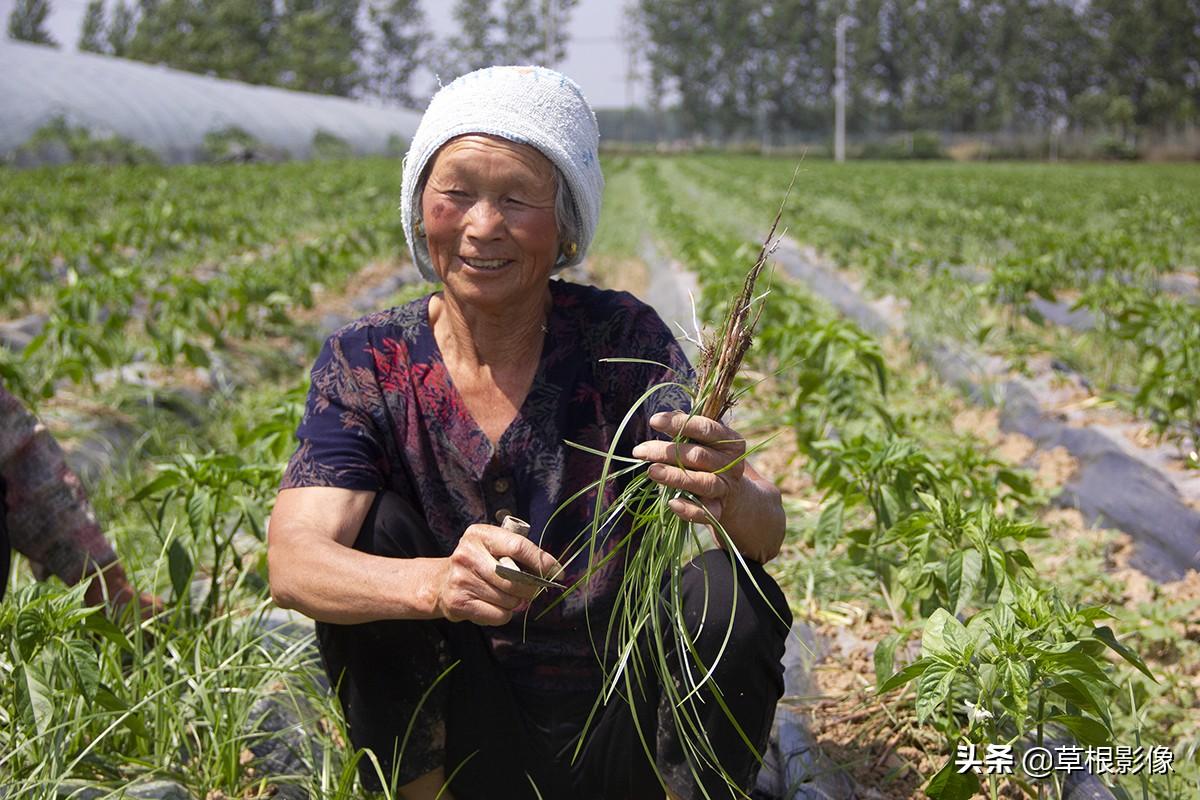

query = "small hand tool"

[{"left": 494, "top": 515, "right": 566, "bottom": 591}]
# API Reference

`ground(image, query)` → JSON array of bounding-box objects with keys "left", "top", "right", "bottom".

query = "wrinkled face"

[{"left": 421, "top": 134, "right": 559, "bottom": 312}]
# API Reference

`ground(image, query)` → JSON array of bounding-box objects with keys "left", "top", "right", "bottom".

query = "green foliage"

[
  {"left": 0, "top": 376, "right": 337, "bottom": 795},
  {"left": 882, "top": 496, "right": 1044, "bottom": 618},
  {"left": 68, "top": 0, "right": 581, "bottom": 107},
  {"left": 132, "top": 450, "right": 277, "bottom": 619},
  {"left": 0, "top": 565, "right": 331, "bottom": 796},
  {"left": 541, "top": 0, "right": 580, "bottom": 65},
  {"left": 0, "top": 357, "right": 383, "bottom": 796},
  {"left": 983, "top": 256, "right": 1061, "bottom": 325},
  {"left": 771, "top": 316, "right": 889, "bottom": 443},
  {"left": 311, "top": 130, "right": 353, "bottom": 160},
  {"left": 632, "top": 0, "right": 1200, "bottom": 140},
  {"left": 0, "top": 159, "right": 401, "bottom": 396},
  {"left": 498, "top": 0, "right": 541, "bottom": 63},
  {"left": 7, "top": 0, "right": 57, "bottom": 46},
  {"left": 385, "top": 133, "right": 408, "bottom": 158},
  {"left": 0, "top": 155, "right": 492, "bottom": 796},
  {"left": 439, "top": 0, "right": 497, "bottom": 78},
  {"left": 1095, "top": 135, "right": 1140, "bottom": 161},
  {"left": 3, "top": 152, "right": 1193, "bottom": 797},
  {"left": 18, "top": 265, "right": 139, "bottom": 398},
  {"left": 126, "top": 0, "right": 277, "bottom": 85},
  {"left": 366, "top": 0, "right": 429, "bottom": 107},
  {"left": 804, "top": 423, "right": 1045, "bottom": 625},
  {"left": 859, "top": 131, "right": 946, "bottom": 160},
  {"left": 439, "top": 0, "right": 581, "bottom": 79},
  {"left": 1104, "top": 294, "right": 1200, "bottom": 447},
  {"left": 77, "top": 0, "right": 106, "bottom": 53},
  {"left": 201, "top": 126, "right": 288, "bottom": 163},
  {"left": 119, "top": 0, "right": 360, "bottom": 95},
  {"left": 270, "top": 0, "right": 363, "bottom": 96},
  {"left": 924, "top": 757, "right": 981, "bottom": 800},
  {"left": 106, "top": 0, "right": 133, "bottom": 56},
  {"left": 1086, "top": 0, "right": 1200, "bottom": 131},
  {"left": 672, "top": 154, "right": 1200, "bottom": 453},
  {"left": 881, "top": 588, "right": 1157, "bottom": 796},
  {"left": 9, "top": 116, "right": 159, "bottom": 167},
  {"left": 635, "top": 154, "right": 1171, "bottom": 797},
  {"left": 633, "top": 0, "right": 791, "bottom": 140}
]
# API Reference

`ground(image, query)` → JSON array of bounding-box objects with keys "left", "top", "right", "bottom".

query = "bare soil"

[
  {"left": 775, "top": 394, "right": 1200, "bottom": 798},
  {"left": 803, "top": 611, "right": 940, "bottom": 799},
  {"left": 585, "top": 254, "right": 651, "bottom": 297},
  {"left": 293, "top": 256, "right": 412, "bottom": 325}
]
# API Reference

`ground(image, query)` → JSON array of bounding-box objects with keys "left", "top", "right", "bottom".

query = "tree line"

[
  {"left": 633, "top": 0, "right": 1200, "bottom": 140},
  {"left": 10, "top": 0, "right": 1198, "bottom": 138},
  {"left": 7, "top": 0, "right": 579, "bottom": 108}
]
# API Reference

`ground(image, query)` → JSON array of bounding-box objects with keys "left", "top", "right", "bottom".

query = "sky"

[{"left": 2, "top": 0, "right": 643, "bottom": 109}]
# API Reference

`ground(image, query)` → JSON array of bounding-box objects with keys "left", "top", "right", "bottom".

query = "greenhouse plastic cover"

[{"left": 0, "top": 39, "right": 423, "bottom": 161}]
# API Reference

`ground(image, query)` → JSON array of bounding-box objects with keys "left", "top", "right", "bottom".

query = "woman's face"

[{"left": 421, "top": 134, "right": 559, "bottom": 313}]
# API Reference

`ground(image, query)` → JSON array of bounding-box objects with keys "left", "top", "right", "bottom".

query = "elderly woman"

[{"left": 268, "top": 66, "right": 790, "bottom": 800}]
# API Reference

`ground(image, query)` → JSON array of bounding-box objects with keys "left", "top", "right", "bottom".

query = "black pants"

[{"left": 317, "top": 492, "right": 791, "bottom": 799}]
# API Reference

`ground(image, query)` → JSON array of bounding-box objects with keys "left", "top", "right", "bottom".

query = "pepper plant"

[{"left": 880, "top": 585, "right": 1155, "bottom": 800}]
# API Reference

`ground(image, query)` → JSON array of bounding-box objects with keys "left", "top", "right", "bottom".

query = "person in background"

[{"left": 0, "top": 382, "right": 158, "bottom": 616}]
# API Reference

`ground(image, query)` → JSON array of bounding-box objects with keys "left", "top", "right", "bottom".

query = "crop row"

[
  {"left": 624, "top": 157, "right": 1193, "bottom": 799},
  {"left": 1, "top": 157, "right": 1194, "bottom": 798},
  {"left": 1, "top": 166, "right": 380, "bottom": 796},
  {"left": 668, "top": 156, "right": 1200, "bottom": 453},
  {"left": 681, "top": 156, "right": 1200, "bottom": 290},
  {"left": 0, "top": 161, "right": 407, "bottom": 402}
]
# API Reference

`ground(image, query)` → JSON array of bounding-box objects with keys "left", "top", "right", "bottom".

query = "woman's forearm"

[
  {"left": 720, "top": 468, "right": 785, "bottom": 564},
  {"left": 268, "top": 487, "right": 554, "bottom": 628},
  {"left": 269, "top": 527, "right": 448, "bottom": 625}
]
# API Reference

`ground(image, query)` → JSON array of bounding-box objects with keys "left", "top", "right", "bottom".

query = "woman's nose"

[{"left": 464, "top": 199, "right": 505, "bottom": 238}]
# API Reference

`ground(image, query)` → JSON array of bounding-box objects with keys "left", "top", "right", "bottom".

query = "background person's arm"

[
  {"left": 0, "top": 385, "right": 157, "bottom": 616},
  {"left": 267, "top": 485, "right": 562, "bottom": 626}
]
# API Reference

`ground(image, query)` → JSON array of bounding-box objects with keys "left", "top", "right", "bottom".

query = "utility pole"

[{"left": 834, "top": 14, "right": 851, "bottom": 162}]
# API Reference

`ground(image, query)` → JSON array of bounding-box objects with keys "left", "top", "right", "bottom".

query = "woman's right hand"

[{"left": 434, "top": 523, "right": 563, "bottom": 626}]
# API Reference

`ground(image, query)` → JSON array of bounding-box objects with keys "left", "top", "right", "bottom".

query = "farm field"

[
  {"left": 1, "top": 156, "right": 1198, "bottom": 800},
  {"left": 657, "top": 157, "right": 1200, "bottom": 461}
]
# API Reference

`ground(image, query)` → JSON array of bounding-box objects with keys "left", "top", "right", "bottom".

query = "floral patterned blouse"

[{"left": 281, "top": 279, "right": 693, "bottom": 703}]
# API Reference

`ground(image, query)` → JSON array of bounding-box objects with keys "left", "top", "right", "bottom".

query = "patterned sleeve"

[
  {"left": 280, "top": 329, "right": 388, "bottom": 492},
  {"left": 0, "top": 384, "right": 118, "bottom": 585}
]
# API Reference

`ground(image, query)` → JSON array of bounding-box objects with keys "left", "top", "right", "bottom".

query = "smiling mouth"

[{"left": 460, "top": 256, "right": 511, "bottom": 271}]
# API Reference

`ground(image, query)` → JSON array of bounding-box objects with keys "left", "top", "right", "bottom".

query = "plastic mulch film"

[{"left": 0, "top": 39, "right": 422, "bottom": 163}]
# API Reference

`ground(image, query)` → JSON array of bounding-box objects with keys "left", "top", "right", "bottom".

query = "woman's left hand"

[
  {"left": 631, "top": 411, "right": 746, "bottom": 524},
  {"left": 631, "top": 410, "right": 784, "bottom": 562}
]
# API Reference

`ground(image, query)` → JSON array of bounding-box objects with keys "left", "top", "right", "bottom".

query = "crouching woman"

[{"left": 267, "top": 66, "right": 792, "bottom": 800}]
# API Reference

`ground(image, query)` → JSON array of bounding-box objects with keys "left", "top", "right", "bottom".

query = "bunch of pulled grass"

[{"left": 541, "top": 177, "right": 796, "bottom": 798}]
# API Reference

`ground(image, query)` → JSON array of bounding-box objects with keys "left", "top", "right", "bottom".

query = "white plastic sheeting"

[{"left": 0, "top": 39, "right": 422, "bottom": 161}]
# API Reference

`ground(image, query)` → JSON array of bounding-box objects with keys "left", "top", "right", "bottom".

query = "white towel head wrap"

[{"left": 401, "top": 65, "right": 604, "bottom": 282}]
